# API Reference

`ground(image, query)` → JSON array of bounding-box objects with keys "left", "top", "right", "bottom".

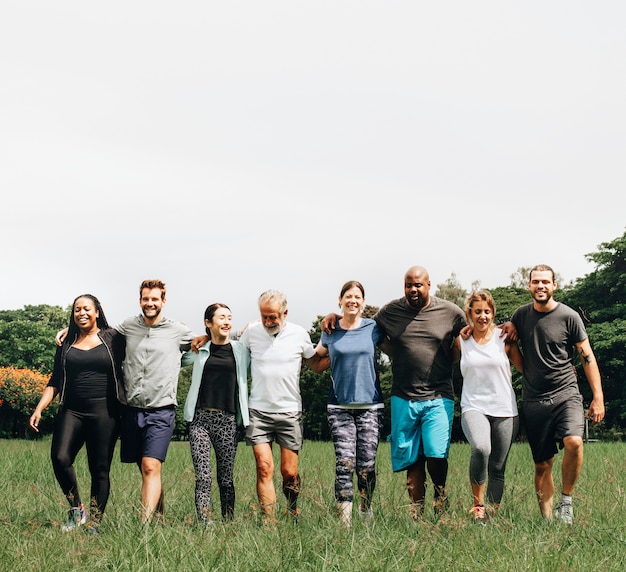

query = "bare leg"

[
  {"left": 140, "top": 457, "right": 163, "bottom": 523},
  {"left": 280, "top": 446, "right": 300, "bottom": 517},
  {"left": 253, "top": 443, "right": 277, "bottom": 521},
  {"left": 471, "top": 481, "right": 486, "bottom": 507},
  {"left": 406, "top": 458, "right": 426, "bottom": 518},
  {"left": 534, "top": 458, "right": 555, "bottom": 518},
  {"left": 561, "top": 436, "right": 584, "bottom": 495}
]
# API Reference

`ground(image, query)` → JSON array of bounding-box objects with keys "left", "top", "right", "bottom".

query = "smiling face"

[
  {"left": 206, "top": 307, "right": 233, "bottom": 343},
  {"left": 529, "top": 269, "right": 557, "bottom": 308},
  {"left": 140, "top": 287, "right": 165, "bottom": 324},
  {"left": 468, "top": 300, "right": 494, "bottom": 333},
  {"left": 260, "top": 301, "right": 287, "bottom": 335},
  {"left": 404, "top": 266, "right": 430, "bottom": 311},
  {"left": 73, "top": 297, "right": 99, "bottom": 333},
  {"left": 339, "top": 285, "right": 364, "bottom": 317}
]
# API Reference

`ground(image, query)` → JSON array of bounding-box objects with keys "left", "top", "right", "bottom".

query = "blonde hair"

[{"left": 464, "top": 290, "right": 496, "bottom": 325}]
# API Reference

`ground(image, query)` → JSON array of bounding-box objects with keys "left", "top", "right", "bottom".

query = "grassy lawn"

[{"left": 1, "top": 437, "right": 625, "bottom": 571}]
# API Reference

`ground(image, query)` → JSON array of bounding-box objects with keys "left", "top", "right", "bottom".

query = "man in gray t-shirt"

[{"left": 508, "top": 264, "right": 604, "bottom": 524}]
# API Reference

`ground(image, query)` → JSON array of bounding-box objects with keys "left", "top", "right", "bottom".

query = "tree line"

[{"left": 1, "top": 229, "right": 624, "bottom": 440}]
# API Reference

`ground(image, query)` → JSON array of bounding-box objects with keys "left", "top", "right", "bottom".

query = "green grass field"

[{"left": 1, "top": 437, "right": 625, "bottom": 571}]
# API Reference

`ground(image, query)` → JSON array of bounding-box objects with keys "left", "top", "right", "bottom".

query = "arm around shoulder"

[{"left": 305, "top": 346, "right": 331, "bottom": 374}]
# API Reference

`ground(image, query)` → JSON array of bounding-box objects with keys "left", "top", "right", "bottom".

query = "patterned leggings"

[
  {"left": 327, "top": 407, "right": 382, "bottom": 504},
  {"left": 189, "top": 409, "right": 238, "bottom": 521}
]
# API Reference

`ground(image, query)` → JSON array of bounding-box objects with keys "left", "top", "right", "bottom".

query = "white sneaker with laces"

[{"left": 554, "top": 502, "right": 573, "bottom": 524}]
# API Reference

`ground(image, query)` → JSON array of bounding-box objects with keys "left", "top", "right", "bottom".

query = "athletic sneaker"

[
  {"left": 469, "top": 505, "right": 486, "bottom": 525},
  {"left": 554, "top": 502, "right": 574, "bottom": 524},
  {"left": 61, "top": 506, "right": 87, "bottom": 532},
  {"left": 358, "top": 506, "right": 374, "bottom": 521}
]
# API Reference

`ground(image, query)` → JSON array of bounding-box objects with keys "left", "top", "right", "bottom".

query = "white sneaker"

[{"left": 554, "top": 502, "right": 573, "bottom": 524}]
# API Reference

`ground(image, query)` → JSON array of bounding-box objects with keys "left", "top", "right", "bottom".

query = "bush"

[{"left": 0, "top": 367, "right": 55, "bottom": 438}]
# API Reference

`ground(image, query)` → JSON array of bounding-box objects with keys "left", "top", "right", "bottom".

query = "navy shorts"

[
  {"left": 120, "top": 406, "right": 176, "bottom": 463},
  {"left": 521, "top": 394, "right": 584, "bottom": 464}
]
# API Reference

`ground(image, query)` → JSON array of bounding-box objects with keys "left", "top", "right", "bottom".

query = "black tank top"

[{"left": 197, "top": 343, "right": 237, "bottom": 413}]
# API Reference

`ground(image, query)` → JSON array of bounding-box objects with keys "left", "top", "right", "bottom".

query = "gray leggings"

[{"left": 461, "top": 410, "right": 519, "bottom": 505}]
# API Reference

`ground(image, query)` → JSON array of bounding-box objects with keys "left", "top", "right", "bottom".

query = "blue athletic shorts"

[
  {"left": 390, "top": 396, "right": 454, "bottom": 472},
  {"left": 120, "top": 406, "right": 176, "bottom": 463}
]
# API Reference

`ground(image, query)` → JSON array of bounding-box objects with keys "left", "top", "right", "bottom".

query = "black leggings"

[{"left": 50, "top": 398, "right": 119, "bottom": 517}]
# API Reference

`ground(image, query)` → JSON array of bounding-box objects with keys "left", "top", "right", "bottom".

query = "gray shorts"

[
  {"left": 521, "top": 393, "right": 584, "bottom": 464},
  {"left": 245, "top": 409, "right": 303, "bottom": 451}
]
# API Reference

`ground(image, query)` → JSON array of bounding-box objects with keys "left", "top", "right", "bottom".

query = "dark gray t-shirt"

[
  {"left": 374, "top": 296, "right": 465, "bottom": 401},
  {"left": 511, "top": 302, "right": 587, "bottom": 401}
]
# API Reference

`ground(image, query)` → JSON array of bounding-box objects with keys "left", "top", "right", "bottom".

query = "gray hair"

[{"left": 258, "top": 290, "right": 288, "bottom": 313}]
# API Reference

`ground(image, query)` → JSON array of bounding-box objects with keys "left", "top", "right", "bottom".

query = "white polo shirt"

[{"left": 240, "top": 321, "right": 316, "bottom": 413}]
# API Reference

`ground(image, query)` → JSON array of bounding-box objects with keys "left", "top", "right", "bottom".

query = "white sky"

[{"left": 1, "top": 1, "right": 625, "bottom": 334}]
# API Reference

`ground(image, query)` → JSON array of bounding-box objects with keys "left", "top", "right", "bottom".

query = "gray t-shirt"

[
  {"left": 375, "top": 296, "right": 465, "bottom": 401},
  {"left": 511, "top": 302, "right": 587, "bottom": 401}
]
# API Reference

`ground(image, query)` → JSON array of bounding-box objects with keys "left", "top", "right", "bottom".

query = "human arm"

[
  {"left": 320, "top": 313, "right": 341, "bottom": 335},
  {"left": 505, "top": 339, "right": 524, "bottom": 374},
  {"left": 305, "top": 345, "right": 331, "bottom": 374},
  {"left": 459, "top": 325, "right": 472, "bottom": 340},
  {"left": 379, "top": 336, "right": 393, "bottom": 359},
  {"left": 191, "top": 335, "right": 210, "bottom": 353},
  {"left": 55, "top": 327, "right": 69, "bottom": 346},
  {"left": 576, "top": 338, "right": 605, "bottom": 425},
  {"left": 29, "top": 386, "right": 59, "bottom": 432},
  {"left": 452, "top": 337, "right": 461, "bottom": 364},
  {"left": 498, "top": 321, "right": 518, "bottom": 342}
]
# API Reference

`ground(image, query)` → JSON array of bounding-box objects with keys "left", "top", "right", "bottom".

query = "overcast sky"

[{"left": 1, "top": 1, "right": 624, "bottom": 334}]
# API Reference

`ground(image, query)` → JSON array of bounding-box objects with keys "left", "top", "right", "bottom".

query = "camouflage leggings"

[{"left": 327, "top": 407, "right": 382, "bottom": 504}]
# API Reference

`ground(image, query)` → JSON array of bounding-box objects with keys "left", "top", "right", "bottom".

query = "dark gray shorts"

[
  {"left": 521, "top": 393, "right": 584, "bottom": 463},
  {"left": 245, "top": 409, "right": 303, "bottom": 451}
]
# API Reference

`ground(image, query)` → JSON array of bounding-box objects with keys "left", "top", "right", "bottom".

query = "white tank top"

[{"left": 459, "top": 328, "right": 518, "bottom": 417}]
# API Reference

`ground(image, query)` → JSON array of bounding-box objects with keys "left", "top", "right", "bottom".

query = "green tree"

[
  {"left": 488, "top": 286, "right": 530, "bottom": 324},
  {"left": 0, "top": 304, "right": 70, "bottom": 374},
  {"left": 435, "top": 272, "right": 467, "bottom": 307},
  {"left": 561, "top": 229, "right": 626, "bottom": 436}
]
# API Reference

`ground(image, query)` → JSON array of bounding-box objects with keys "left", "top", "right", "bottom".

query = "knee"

[
  {"left": 256, "top": 458, "right": 274, "bottom": 481},
  {"left": 281, "top": 464, "right": 298, "bottom": 482},
  {"left": 472, "top": 444, "right": 491, "bottom": 461},
  {"left": 534, "top": 460, "right": 552, "bottom": 477},
  {"left": 51, "top": 450, "right": 72, "bottom": 469},
  {"left": 563, "top": 435, "right": 583, "bottom": 454},
  {"left": 141, "top": 458, "right": 162, "bottom": 477}
]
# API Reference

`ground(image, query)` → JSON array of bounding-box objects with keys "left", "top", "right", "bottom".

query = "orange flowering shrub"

[{"left": 0, "top": 366, "right": 56, "bottom": 438}]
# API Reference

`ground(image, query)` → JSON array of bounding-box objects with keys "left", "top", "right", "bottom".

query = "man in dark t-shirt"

[
  {"left": 323, "top": 266, "right": 465, "bottom": 519},
  {"left": 509, "top": 264, "right": 604, "bottom": 524}
]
